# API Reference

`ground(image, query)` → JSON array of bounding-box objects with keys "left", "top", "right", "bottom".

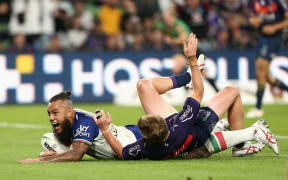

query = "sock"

[
  {"left": 273, "top": 79, "right": 288, "bottom": 91},
  {"left": 211, "top": 119, "right": 230, "bottom": 133},
  {"left": 207, "top": 78, "right": 219, "bottom": 92},
  {"left": 204, "top": 127, "right": 256, "bottom": 154},
  {"left": 256, "top": 87, "right": 265, "bottom": 109},
  {"left": 170, "top": 72, "right": 191, "bottom": 89}
]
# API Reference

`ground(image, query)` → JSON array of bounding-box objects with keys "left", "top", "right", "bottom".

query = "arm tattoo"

[{"left": 40, "top": 142, "right": 89, "bottom": 162}]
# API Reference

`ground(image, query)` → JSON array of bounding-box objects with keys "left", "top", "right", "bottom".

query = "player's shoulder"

[
  {"left": 73, "top": 108, "right": 97, "bottom": 127},
  {"left": 75, "top": 109, "right": 95, "bottom": 120}
]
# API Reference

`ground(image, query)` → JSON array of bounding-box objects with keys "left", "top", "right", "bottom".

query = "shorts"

[
  {"left": 165, "top": 107, "right": 219, "bottom": 151},
  {"left": 256, "top": 35, "right": 282, "bottom": 61}
]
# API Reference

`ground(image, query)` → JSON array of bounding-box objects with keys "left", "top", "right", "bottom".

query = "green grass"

[{"left": 0, "top": 104, "right": 287, "bottom": 180}]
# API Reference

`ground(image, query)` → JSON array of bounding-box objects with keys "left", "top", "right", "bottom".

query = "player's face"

[{"left": 47, "top": 100, "right": 71, "bottom": 134}]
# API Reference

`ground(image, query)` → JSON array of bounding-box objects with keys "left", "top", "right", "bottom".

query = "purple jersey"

[{"left": 122, "top": 97, "right": 201, "bottom": 160}]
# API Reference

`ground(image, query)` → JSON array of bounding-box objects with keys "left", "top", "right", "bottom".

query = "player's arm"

[
  {"left": 19, "top": 142, "right": 89, "bottom": 163},
  {"left": 95, "top": 110, "right": 124, "bottom": 160},
  {"left": 262, "top": 12, "right": 288, "bottom": 35},
  {"left": 183, "top": 33, "right": 204, "bottom": 103}
]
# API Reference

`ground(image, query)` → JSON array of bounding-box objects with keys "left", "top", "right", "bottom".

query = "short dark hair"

[
  {"left": 138, "top": 114, "right": 169, "bottom": 144},
  {"left": 49, "top": 90, "right": 72, "bottom": 105}
]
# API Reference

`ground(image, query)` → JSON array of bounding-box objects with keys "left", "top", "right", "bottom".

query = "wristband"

[{"left": 187, "top": 55, "right": 197, "bottom": 66}]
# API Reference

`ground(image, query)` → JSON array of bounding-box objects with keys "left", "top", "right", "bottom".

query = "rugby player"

[
  {"left": 19, "top": 90, "right": 143, "bottom": 162},
  {"left": 246, "top": 0, "right": 288, "bottom": 118},
  {"left": 95, "top": 33, "right": 279, "bottom": 160}
]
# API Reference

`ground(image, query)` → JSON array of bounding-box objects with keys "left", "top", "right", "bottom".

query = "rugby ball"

[{"left": 41, "top": 132, "right": 69, "bottom": 153}]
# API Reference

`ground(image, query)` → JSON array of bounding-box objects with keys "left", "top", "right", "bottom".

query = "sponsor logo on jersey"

[
  {"left": 179, "top": 105, "right": 193, "bottom": 122},
  {"left": 74, "top": 125, "right": 90, "bottom": 137},
  {"left": 129, "top": 145, "right": 141, "bottom": 156}
]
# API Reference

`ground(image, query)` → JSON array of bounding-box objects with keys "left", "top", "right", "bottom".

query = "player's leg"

[
  {"left": 137, "top": 61, "right": 192, "bottom": 117},
  {"left": 255, "top": 57, "right": 269, "bottom": 110},
  {"left": 184, "top": 120, "right": 279, "bottom": 158},
  {"left": 137, "top": 79, "right": 178, "bottom": 118},
  {"left": 267, "top": 73, "right": 288, "bottom": 92},
  {"left": 147, "top": 72, "right": 191, "bottom": 95},
  {"left": 205, "top": 86, "right": 244, "bottom": 131}
]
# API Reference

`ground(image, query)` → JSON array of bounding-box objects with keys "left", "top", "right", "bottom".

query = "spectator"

[
  {"left": 98, "top": 0, "right": 123, "bottom": 36},
  {"left": 0, "top": 0, "right": 11, "bottom": 51},
  {"left": 54, "top": 0, "right": 74, "bottom": 33},
  {"left": 176, "top": 0, "right": 209, "bottom": 40},
  {"left": 67, "top": 15, "right": 88, "bottom": 50},
  {"left": 8, "top": 34, "right": 32, "bottom": 52},
  {"left": 85, "top": 19, "right": 107, "bottom": 52},
  {"left": 73, "top": 0, "right": 94, "bottom": 31}
]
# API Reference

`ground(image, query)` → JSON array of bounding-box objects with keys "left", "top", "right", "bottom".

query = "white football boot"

[
  {"left": 186, "top": 54, "right": 206, "bottom": 89},
  {"left": 252, "top": 120, "right": 279, "bottom": 155},
  {"left": 232, "top": 141, "right": 265, "bottom": 157},
  {"left": 246, "top": 108, "right": 264, "bottom": 119},
  {"left": 211, "top": 118, "right": 230, "bottom": 133}
]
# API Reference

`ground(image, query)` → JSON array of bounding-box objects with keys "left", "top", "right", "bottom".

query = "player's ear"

[{"left": 66, "top": 105, "right": 74, "bottom": 116}]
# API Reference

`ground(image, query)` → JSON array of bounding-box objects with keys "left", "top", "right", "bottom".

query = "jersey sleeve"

[
  {"left": 122, "top": 139, "right": 145, "bottom": 160},
  {"left": 72, "top": 116, "right": 99, "bottom": 146}
]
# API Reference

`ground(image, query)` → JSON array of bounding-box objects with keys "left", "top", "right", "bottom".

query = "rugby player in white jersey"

[{"left": 19, "top": 91, "right": 143, "bottom": 162}]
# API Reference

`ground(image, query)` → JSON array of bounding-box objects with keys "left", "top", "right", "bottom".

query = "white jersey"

[
  {"left": 73, "top": 109, "right": 139, "bottom": 159},
  {"left": 87, "top": 124, "right": 138, "bottom": 159}
]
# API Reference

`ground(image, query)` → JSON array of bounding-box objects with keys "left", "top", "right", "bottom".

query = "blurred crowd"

[{"left": 0, "top": 0, "right": 288, "bottom": 53}]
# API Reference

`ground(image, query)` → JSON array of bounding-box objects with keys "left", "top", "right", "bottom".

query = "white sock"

[
  {"left": 205, "top": 127, "right": 257, "bottom": 153},
  {"left": 212, "top": 118, "right": 229, "bottom": 133}
]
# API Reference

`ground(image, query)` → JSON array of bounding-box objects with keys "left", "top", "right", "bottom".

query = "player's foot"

[
  {"left": 186, "top": 54, "right": 206, "bottom": 89},
  {"left": 252, "top": 120, "right": 279, "bottom": 155},
  {"left": 246, "top": 108, "right": 264, "bottom": 119},
  {"left": 212, "top": 118, "right": 230, "bottom": 133},
  {"left": 251, "top": 119, "right": 269, "bottom": 128},
  {"left": 232, "top": 141, "right": 264, "bottom": 157}
]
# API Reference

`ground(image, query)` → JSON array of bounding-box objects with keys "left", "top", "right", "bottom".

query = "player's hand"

[
  {"left": 262, "top": 25, "right": 277, "bottom": 35},
  {"left": 19, "top": 158, "right": 41, "bottom": 163},
  {"left": 39, "top": 151, "right": 56, "bottom": 157},
  {"left": 95, "top": 110, "right": 111, "bottom": 133},
  {"left": 183, "top": 33, "right": 198, "bottom": 58}
]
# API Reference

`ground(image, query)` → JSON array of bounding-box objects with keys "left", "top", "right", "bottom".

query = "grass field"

[{"left": 0, "top": 104, "right": 287, "bottom": 180}]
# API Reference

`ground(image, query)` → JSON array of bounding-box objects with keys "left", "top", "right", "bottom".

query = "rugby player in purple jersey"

[{"left": 95, "top": 33, "right": 279, "bottom": 160}]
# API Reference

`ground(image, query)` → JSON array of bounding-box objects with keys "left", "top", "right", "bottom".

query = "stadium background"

[{"left": 0, "top": 0, "right": 287, "bottom": 180}]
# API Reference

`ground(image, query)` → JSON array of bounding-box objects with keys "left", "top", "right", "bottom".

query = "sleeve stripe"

[{"left": 73, "top": 139, "right": 92, "bottom": 145}]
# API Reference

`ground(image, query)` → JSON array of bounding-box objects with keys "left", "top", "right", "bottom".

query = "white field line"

[
  {"left": 0, "top": 122, "right": 288, "bottom": 140},
  {"left": 0, "top": 122, "right": 50, "bottom": 129}
]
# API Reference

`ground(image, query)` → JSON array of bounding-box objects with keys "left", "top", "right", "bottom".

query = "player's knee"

[
  {"left": 224, "top": 86, "right": 240, "bottom": 97},
  {"left": 136, "top": 79, "right": 151, "bottom": 93}
]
